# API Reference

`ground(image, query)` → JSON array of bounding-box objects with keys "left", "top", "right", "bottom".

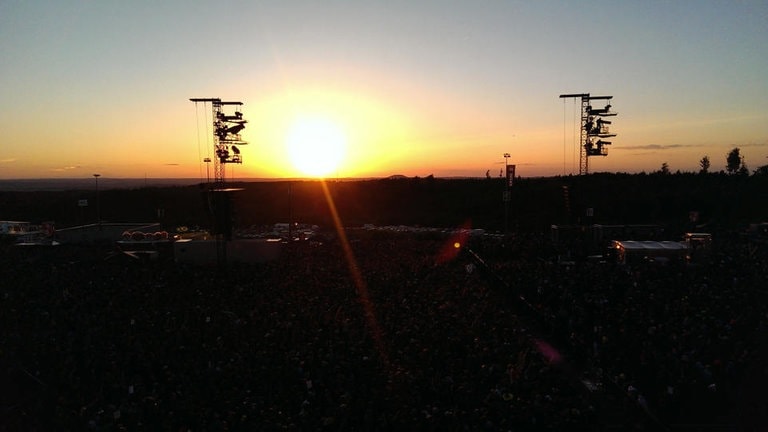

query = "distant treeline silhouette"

[{"left": 2, "top": 173, "right": 767, "bottom": 234}]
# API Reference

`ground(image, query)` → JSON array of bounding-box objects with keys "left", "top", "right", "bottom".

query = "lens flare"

[
  {"left": 436, "top": 220, "right": 472, "bottom": 264},
  {"left": 319, "top": 180, "right": 389, "bottom": 367}
]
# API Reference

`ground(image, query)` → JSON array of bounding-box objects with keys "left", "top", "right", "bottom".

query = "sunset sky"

[{"left": 1, "top": 1, "right": 766, "bottom": 180}]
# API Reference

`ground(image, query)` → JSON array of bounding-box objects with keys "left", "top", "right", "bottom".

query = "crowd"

[
  {"left": 485, "top": 231, "right": 768, "bottom": 430},
  {"left": 1, "top": 229, "right": 766, "bottom": 430}
]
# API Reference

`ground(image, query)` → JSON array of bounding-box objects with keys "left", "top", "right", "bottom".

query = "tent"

[{"left": 611, "top": 240, "right": 688, "bottom": 264}]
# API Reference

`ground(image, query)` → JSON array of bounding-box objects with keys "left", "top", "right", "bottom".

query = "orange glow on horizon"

[
  {"left": 246, "top": 86, "right": 418, "bottom": 178},
  {"left": 5, "top": 79, "right": 760, "bottom": 180}
]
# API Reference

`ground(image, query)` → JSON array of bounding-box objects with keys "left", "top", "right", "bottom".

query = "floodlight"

[{"left": 227, "top": 123, "right": 246, "bottom": 135}]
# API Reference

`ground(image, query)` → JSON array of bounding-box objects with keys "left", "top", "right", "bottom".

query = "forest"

[{"left": 1, "top": 172, "right": 767, "bottom": 237}]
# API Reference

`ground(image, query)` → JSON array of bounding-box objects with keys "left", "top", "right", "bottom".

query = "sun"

[{"left": 286, "top": 115, "right": 347, "bottom": 178}]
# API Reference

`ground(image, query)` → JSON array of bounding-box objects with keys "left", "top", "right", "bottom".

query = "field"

[
  {"left": 2, "top": 174, "right": 768, "bottom": 430},
  {"left": 2, "top": 173, "right": 767, "bottom": 235}
]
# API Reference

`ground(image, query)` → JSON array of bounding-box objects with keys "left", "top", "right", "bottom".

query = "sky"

[{"left": 1, "top": 0, "right": 766, "bottom": 180}]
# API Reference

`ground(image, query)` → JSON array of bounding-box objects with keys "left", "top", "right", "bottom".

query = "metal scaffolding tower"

[
  {"left": 190, "top": 98, "right": 248, "bottom": 188},
  {"left": 190, "top": 98, "right": 248, "bottom": 268},
  {"left": 559, "top": 93, "right": 617, "bottom": 175}
]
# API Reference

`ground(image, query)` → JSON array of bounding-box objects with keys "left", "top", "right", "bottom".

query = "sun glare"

[{"left": 286, "top": 116, "right": 347, "bottom": 178}]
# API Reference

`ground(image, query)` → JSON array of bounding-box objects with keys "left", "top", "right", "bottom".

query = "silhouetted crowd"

[{"left": 2, "top": 230, "right": 767, "bottom": 430}]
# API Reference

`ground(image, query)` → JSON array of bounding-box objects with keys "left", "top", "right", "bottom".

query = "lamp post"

[
  {"left": 503, "top": 153, "right": 510, "bottom": 233},
  {"left": 93, "top": 174, "right": 101, "bottom": 228},
  {"left": 204, "top": 157, "right": 211, "bottom": 184}
]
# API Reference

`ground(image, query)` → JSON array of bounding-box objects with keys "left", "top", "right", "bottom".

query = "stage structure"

[
  {"left": 559, "top": 93, "right": 617, "bottom": 175},
  {"left": 190, "top": 97, "right": 248, "bottom": 266},
  {"left": 190, "top": 98, "right": 248, "bottom": 187}
]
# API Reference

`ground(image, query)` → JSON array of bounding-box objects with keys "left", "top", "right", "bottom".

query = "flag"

[{"left": 506, "top": 164, "right": 516, "bottom": 188}]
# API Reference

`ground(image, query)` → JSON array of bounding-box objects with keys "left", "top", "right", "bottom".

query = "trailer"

[{"left": 610, "top": 240, "right": 688, "bottom": 265}]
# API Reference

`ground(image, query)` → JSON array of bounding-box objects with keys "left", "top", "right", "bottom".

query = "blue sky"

[{"left": 1, "top": 0, "right": 766, "bottom": 178}]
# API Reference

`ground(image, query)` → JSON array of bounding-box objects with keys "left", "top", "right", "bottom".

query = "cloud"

[
  {"left": 0, "top": 158, "right": 17, "bottom": 163},
  {"left": 619, "top": 144, "right": 694, "bottom": 151},
  {"left": 51, "top": 165, "right": 81, "bottom": 172},
  {"left": 164, "top": 163, "right": 180, "bottom": 166},
  {"left": 738, "top": 142, "right": 768, "bottom": 148}
]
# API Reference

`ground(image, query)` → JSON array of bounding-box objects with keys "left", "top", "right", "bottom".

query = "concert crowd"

[{"left": 2, "top": 229, "right": 767, "bottom": 430}]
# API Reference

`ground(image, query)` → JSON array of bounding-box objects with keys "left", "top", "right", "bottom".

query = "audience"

[{"left": 1, "top": 230, "right": 765, "bottom": 430}]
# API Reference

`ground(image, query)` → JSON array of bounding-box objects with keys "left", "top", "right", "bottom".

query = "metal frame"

[
  {"left": 559, "top": 93, "right": 616, "bottom": 175},
  {"left": 190, "top": 98, "right": 247, "bottom": 188}
]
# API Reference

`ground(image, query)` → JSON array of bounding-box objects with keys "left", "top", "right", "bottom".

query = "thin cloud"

[
  {"left": 50, "top": 165, "right": 81, "bottom": 172},
  {"left": 164, "top": 163, "right": 180, "bottom": 166},
  {"left": 0, "top": 158, "right": 17, "bottom": 163},
  {"left": 619, "top": 144, "right": 694, "bottom": 151},
  {"left": 737, "top": 142, "right": 768, "bottom": 149}
]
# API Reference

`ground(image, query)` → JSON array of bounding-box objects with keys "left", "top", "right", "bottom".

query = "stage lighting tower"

[
  {"left": 190, "top": 97, "right": 249, "bottom": 267},
  {"left": 559, "top": 93, "right": 617, "bottom": 175},
  {"left": 190, "top": 98, "right": 248, "bottom": 188}
]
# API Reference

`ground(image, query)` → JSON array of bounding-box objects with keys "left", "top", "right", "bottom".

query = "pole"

[
  {"left": 93, "top": 174, "right": 101, "bottom": 228},
  {"left": 503, "top": 153, "right": 510, "bottom": 234},
  {"left": 288, "top": 182, "right": 293, "bottom": 242}
]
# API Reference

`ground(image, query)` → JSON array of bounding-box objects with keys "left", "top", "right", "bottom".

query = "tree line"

[
  {"left": 660, "top": 147, "right": 766, "bottom": 176},
  {"left": 3, "top": 172, "right": 767, "bottom": 236}
]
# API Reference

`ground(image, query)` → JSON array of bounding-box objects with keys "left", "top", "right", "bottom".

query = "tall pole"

[
  {"left": 503, "top": 153, "right": 510, "bottom": 233},
  {"left": 93, "top": 173, "right": 101, "bottom": 228},
  {"left": 204, "top": 157, "right": 211, "bottom": 184},
  {"left": 284, "top": 181, "right": 294, "bottom": 266}
]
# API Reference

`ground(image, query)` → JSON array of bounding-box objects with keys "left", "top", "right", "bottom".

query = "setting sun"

[{"left": 286, "top": 115, "right": 347, "bottom": 178}]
